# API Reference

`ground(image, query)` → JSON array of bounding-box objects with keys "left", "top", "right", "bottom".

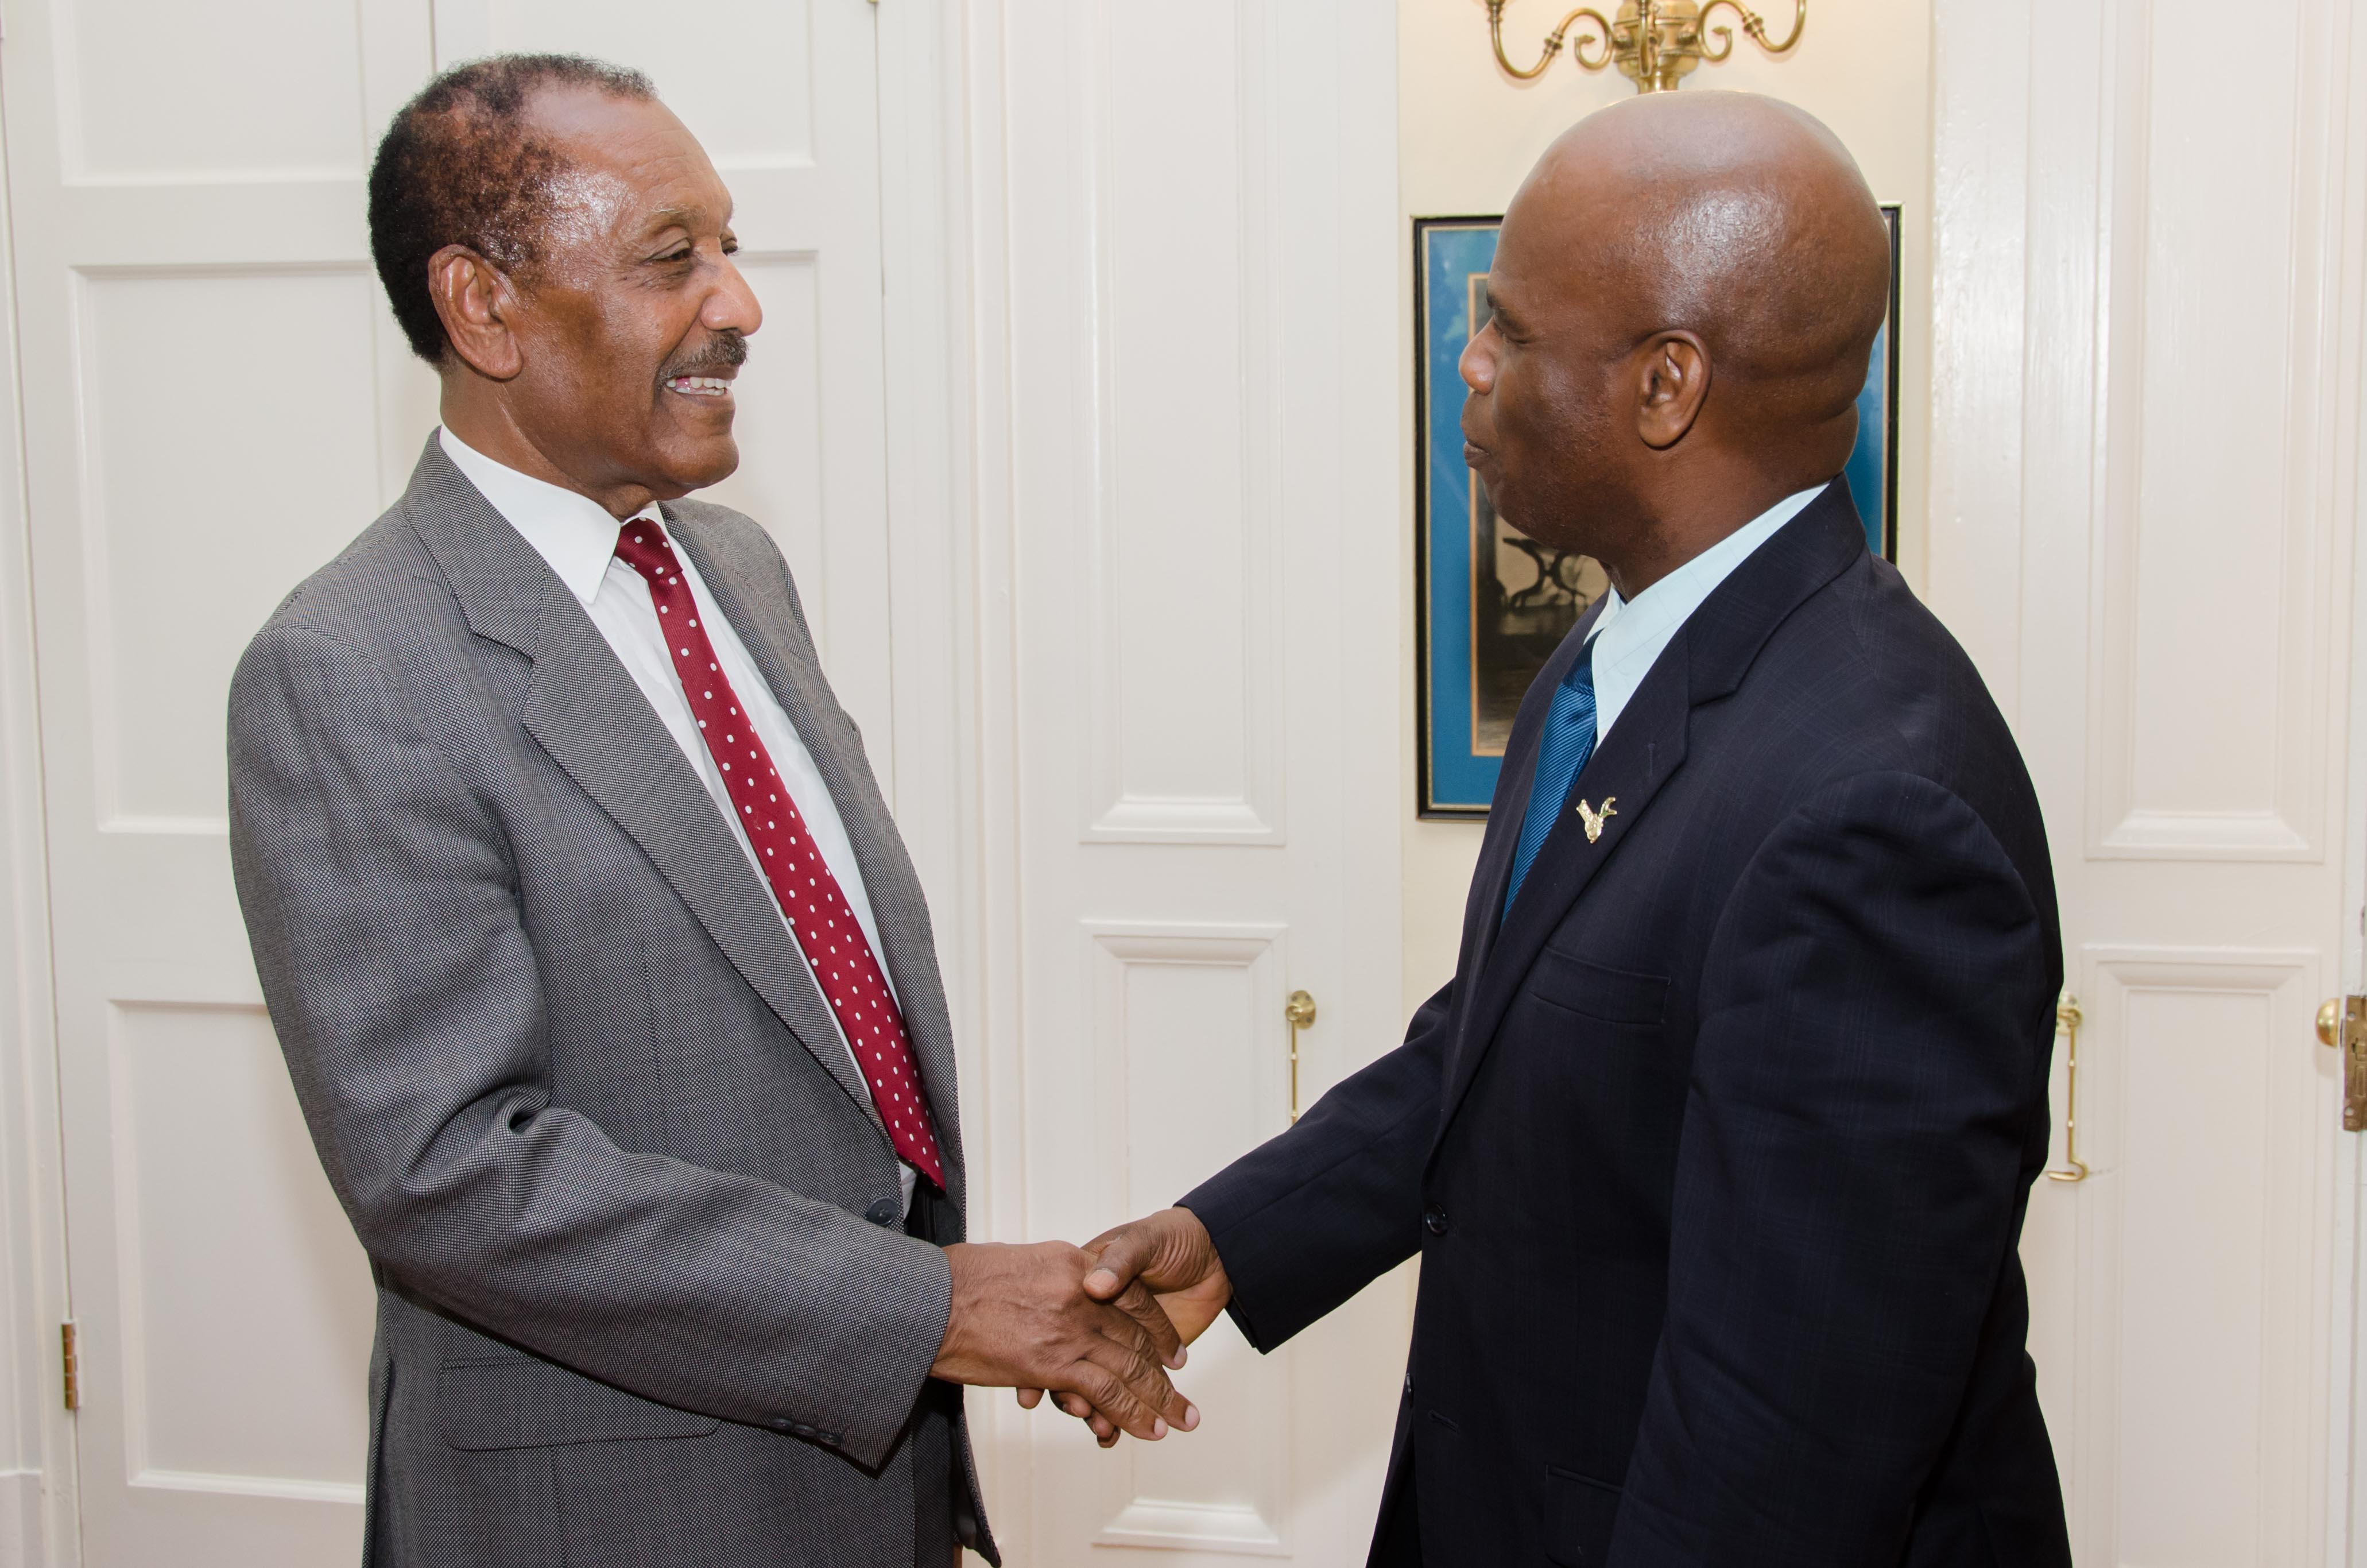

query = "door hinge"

[{"left": 60, "top": 1322, "right": 79, "bottom": 1411}]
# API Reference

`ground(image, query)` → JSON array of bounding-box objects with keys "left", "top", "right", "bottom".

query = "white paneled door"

[
  {"left": 1, "top": 1, "right": 890, "bottom": 1561},
  {"left": 977, "top": 1, "right": 1409, "bottom": 1562}
]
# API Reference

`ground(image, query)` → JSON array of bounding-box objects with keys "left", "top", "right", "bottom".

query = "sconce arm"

[
  {"left": 1488, "top": 0, "right": 1616, "bottom": 79},
  {"left": 1698, "top": 0, "right": 1807, "bottom": 62}
]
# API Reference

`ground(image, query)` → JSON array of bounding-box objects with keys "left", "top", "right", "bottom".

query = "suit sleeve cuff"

[{"left": 797, "top": 1230, "right": 954, "bottom": 1468}]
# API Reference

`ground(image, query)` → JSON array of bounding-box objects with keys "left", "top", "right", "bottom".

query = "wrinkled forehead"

[{"left": 525, "top": 89, "right": 734, "bottom": 250}]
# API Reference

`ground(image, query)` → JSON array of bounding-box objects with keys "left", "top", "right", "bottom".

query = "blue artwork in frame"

[{"left": 1413, "top": 206, "right": 1902, "bottom": 818}]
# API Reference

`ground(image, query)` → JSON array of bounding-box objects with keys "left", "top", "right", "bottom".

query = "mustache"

[{"left": 659, "top": 332, "right": 749, "bottom": 380}]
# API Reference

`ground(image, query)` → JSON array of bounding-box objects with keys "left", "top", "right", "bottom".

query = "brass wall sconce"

[{"left": 1486, "top": 0, "right": 1806, "bottom": 93}]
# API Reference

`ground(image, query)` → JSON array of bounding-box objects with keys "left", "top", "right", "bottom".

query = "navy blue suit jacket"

[{"left": 1182, "top": 483, "right": 2071, "bottom": 1566}]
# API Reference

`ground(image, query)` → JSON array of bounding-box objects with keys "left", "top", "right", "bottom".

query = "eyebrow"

[{"left": 644, "top": 202, "right": 735, "bottom": 233}]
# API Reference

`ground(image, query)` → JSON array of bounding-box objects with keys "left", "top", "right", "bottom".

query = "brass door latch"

[
  {"left": 2318, "top": 996, "right": 2367, "bottom": 1132},
  {"left": 2046, "top": 994, "right": 2089, "bottom": 1183},
  {"left": 1284, "top": 990, "right": 1316, "bottom": 1124}
]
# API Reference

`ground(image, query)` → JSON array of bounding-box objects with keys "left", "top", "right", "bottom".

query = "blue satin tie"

[{"left": 1504, "top": 640, "right": 1599, "bottom": 912}]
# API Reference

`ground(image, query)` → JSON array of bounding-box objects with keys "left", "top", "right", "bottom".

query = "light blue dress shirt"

[{"left": 1580, "top": 482, "right": 1827, "bottom": 749}]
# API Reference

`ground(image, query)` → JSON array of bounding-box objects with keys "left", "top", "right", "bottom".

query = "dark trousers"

[
  {"left": 906, "top": 1186, "right": 963, "bottom": 1566},
  {"left": 1371, "top": 1447, "right": 1423, "bottom": 1567}
]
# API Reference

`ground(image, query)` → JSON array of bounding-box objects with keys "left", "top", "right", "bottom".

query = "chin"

[
  {"left": 656, "top": 435, "right": 742, "bottom": 495},
  {"left": 1501, "top": 501, "right": 1587, "bottom": 555}
]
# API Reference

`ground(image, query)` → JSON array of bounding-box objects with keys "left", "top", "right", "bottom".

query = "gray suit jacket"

[{"left": 228, "top": 440, "right": 995, "bottom": 1567}]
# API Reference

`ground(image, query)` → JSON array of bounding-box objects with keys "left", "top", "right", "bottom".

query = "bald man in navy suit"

[{"left": 1075, "top": 93, "right": 2072, "bottom": 1568}]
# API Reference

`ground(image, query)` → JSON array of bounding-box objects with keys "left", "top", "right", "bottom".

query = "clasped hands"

[{"left": 929, "top": 1207, "right": 1231, "bottom": 1447}]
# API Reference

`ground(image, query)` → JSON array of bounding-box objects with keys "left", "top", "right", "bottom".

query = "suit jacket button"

[
  {"left": 1422, "top": 1204, "right": 1449, "bottom": 1236},
  {"left": 865, "top": 1197, "right": 900, "bottom": 1225}
]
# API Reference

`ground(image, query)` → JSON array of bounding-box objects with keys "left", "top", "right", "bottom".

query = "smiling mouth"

[{"left": 664, "top": 374, "right": 735, "bottom": 399}]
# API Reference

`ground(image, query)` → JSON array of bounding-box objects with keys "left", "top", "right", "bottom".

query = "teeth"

[{"left": 667, "top": 375, "right": 732, "bottom": 396}]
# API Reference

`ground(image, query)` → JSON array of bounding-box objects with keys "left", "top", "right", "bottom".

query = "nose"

[
  {"left": 1459, "top": 322, "right": 1496, "bottom": 394},
  {"left": 705, "top": 252, "right": 764, "bottom": 338}
]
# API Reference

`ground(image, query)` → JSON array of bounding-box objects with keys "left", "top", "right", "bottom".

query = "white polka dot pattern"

[{"left": 616, "top": 523, "right": 946, "bottom": 1188}]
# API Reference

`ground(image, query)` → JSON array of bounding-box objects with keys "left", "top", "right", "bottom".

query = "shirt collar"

[
  {"left": 437, "top": 425, "right": 664, "bottom": 609},
  {"left": 1587, "top": 482, "right": 1826, "bottom": 655},
  {"left": 1572, "top": 481, "right": 1826, "bottom": 744}
]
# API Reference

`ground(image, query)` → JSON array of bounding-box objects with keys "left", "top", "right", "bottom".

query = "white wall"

[{"left": 1395, "top": 0, "right": 1935, "bottom": 1011}]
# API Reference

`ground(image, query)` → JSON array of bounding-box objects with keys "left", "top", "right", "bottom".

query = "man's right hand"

[
  {"left": 1010, "top": 1207, "right": 1235, "bottom": 1448},
  {"left": 931, "top": 1241, "right": 1198, "bottom": 1443},
  {"left": 1080, "top": 1207, "right": 1231, "bottom": 1344}
]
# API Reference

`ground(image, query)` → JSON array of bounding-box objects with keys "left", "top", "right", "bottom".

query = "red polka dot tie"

[{"left": 615, "top": 521, "right": 945, "bottom": 1188}]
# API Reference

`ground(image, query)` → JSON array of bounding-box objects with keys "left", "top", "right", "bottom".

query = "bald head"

[
  {"left": 1458, "top": 92, "right": 1889, "bottom": 594},
  {"left": 1536, "top": 92, "right": 1888, "bottom": 409}
]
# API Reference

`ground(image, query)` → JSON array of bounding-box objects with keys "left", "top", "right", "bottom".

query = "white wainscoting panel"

[
  {"left": 104, "top": 1001, "right": 372, "bottom": 1499},
  {"left": 2085, "top": 0, "right": 2347, "bottom": 862},
  {"left": 1086, "top": 923, "right": 1290, "bottom": 1555},
  {"left": 0, "top": 1469, "right": 42, "bottom": 1563},
  {"left": 74, "top": 267, "right": 383, "bottom": 833},
  {"left": 2063, "top": 950, "right": 2330, "bottom": 1566},
  {"left": 1078, "top": 0, "right": 1284, "bottom": 845},
  {"left": 55, "top": 0, "right": 366, "bottom": 183}
]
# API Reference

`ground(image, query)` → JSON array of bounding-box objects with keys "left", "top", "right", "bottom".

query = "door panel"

[
  {"left": 6, "top": 2, "right": 889, "bottom": 1559},
  {"left": 106, "top": 1001, "right": 374, "bottom": 1494},
  {"left": 2065, "top": 955, "right": 2328, "bottom": 1561},
  {"left": 58, "top": 0, "right": 370, "bottom": 182},
  {"left": 79, "top": 267, "right": 387, "bottom": 829}
]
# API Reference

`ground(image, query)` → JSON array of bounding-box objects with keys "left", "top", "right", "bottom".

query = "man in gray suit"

[{"left": 228, "top": 55, "right": 1192, "bottom": 1567}]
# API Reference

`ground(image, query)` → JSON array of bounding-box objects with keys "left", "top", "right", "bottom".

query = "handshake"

[{"left": 928, "top": 1207, "right": 1232, "bottom": 1447}]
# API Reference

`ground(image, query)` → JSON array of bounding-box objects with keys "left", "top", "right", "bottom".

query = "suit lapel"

[
  {"left": 1434, "top": 481, "right": 1873, "bottom": 1149},
  {"left": 1438, "top": 657, "right": 1692, "bottom": 1138},
  {"left": 396, "top": 443, "right": 888, "bottom": 1136}
]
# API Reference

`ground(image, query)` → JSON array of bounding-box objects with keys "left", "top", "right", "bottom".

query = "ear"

[
  {"left": 427, "top": 244, "right": 525, "bottom": 381},
  {"left": 1633, "top": 331, "right": 1710, "bottom": 451}
]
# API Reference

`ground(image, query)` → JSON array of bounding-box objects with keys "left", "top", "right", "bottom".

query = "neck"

[
  {"left": 441, "top": 383, "right": 656, "bottom": 521},
  {"left": 1597, "top": 464, "right": 1824, "bottom": 600}
]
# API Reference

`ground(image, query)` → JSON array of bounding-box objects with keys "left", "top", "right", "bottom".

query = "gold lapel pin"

[{"left": 1574, "top": 796, "right": 1618, "bottom": 843}]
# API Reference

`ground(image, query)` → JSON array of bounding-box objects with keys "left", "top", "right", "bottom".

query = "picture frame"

[{"left": 1413, "top": 206, "right": 1903, "bottom": 819}]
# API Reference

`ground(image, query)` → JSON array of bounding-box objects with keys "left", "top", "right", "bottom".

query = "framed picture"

[{"left": 1413, "top": 206, "right": 1903, "bottom": 818}]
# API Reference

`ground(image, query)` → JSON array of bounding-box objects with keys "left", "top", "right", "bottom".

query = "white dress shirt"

[
  {"left": 438, "top": 427, "right": 916, "bottom": 1214},
  {"left": 1581, "top": 483, "right": 1827, "bottom": 746}
]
